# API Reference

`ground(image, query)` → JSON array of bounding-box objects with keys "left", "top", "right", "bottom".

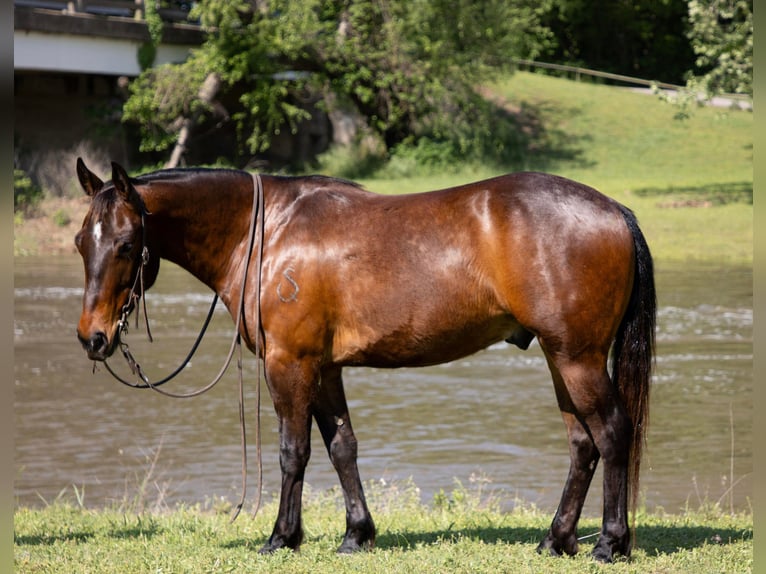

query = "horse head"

[{"left": 74, "top": 158, "right": 159, "bottom": 360}]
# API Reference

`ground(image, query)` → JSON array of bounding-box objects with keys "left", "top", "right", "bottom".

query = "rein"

[{"left": 103, "top": 172, "right": 265, "bottom": 522}]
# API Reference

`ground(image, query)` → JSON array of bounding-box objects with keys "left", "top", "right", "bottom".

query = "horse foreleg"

[
  {"left": 313, "top": 366, "right": 375, "bottom": 553},
  {"left": 259, "top": 357, "right": 315, "bottom": 554}
]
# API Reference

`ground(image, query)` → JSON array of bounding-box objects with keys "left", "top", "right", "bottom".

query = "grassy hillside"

[
  {"left": 16, "top": 72, "right": 751, "bottom": 263},
  {"left": 353, "top": 72, "right": 753, "bottom": 265}
]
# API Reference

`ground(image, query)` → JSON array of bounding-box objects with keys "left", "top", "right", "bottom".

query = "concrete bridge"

[
  {"left": 14, "top": 1, "right": 205, "bottom": 182},
  {"left": 15, "top": 0, "right": 203, "bottom": 75}
]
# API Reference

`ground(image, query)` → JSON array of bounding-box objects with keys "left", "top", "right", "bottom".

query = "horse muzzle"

[{"left": 77, "top": 329, "right": 117, "bottom": 361}]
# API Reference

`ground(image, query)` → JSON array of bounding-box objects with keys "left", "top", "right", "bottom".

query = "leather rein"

[{"left": 102, "top": 172, "right": 265, "bottom": 522}]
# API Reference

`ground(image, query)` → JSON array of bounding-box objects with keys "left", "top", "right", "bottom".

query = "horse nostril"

[
  {"left": 79, "top": 331, "right": 109, "bottom": 358},
  {"left": 90, "top": 332, "right": 108, "bottom": 354}
]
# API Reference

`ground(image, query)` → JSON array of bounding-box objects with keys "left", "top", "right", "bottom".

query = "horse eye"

[{"left": 117, "top": 242, "right": 134, "bottom": 257}]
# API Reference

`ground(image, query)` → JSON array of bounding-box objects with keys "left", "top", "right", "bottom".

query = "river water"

[{"left": 14, "top": 256, "right": 752, "bottom": 516}]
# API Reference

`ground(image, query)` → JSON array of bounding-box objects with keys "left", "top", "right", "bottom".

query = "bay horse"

[{"left": 74, "top": 158, "right": 655, "bottom": 562}]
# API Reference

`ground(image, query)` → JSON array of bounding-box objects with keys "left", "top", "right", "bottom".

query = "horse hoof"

[
  {"left": 591, "top": 535, "right": 630, "bottom": 563},
  {"left": 258, "top": 543, "right": 289, "bottom": 555},
  {"left": 536, "top": 544, "right": 563, "bottom": 558},
  {"left": 337, "top": 533, "right": 375, "bottom": 554},
  {"left": 536, "top": 534, "right": 578, "bottom": 558},
  {"left": 258, "top": 535, "right": 301, "bottom": 555},
  {"left": 337, "top": 542, "right": 361, "bottom": 554},
  {"left": 591, "top": 547, "right": 613, "bottom": 563}
]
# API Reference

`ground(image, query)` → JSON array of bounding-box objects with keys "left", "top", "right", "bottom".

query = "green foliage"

[
  {"left": 136, "top": 42, "right": 157, "bottom": 72},
  {"left": 123, "top": 52, "right": 213, "bottom": 153},
  {"left": 144, "top": 0, "right": 164, "bottom": 45},
  {"left": 13, "top": 168, "right": 43, "bottom": 215},
  {"left": 136, "top": 0, "right": 164, "bottom": 71},
  {"left": 686, "top": 0, "right": 752, "bottom": 97},
  {"left": 122, "top": 0, "right": 752, "bottom": 168},
  {"left": 124, "top": 0, "right": 553, "bottom": 164}
]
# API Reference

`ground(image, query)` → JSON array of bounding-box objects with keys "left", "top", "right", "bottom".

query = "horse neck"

[{"left": 141, "top": 171, "right": 258, "bottom": 298}]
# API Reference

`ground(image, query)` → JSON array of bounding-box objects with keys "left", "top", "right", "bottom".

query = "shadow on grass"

[
  {"left": 373, "top": 522, "right": 751, "bottom": 555},
  {"left": 207, "top": 520, "right": 752, "bottom": 560},
  {"left": 325, "top": 92, "right": 596, "bottom": 180},
  {"left": 636, "top": 523, "right": 752, "bottom": 556},
  {"left": 491, "top": 97, "right": 596, "bottom": 173},
  {"left": 14, "top": 521, "right": 161, "bottom": 547},
  {"left": 633, "top": 181, "right": 752, "bottom": 207},
  {"left": 14, "top": 530, "right": 97, "bottom": 546},
  {"left": 374, "top": 524, "right": 542, "bottom": 550}
]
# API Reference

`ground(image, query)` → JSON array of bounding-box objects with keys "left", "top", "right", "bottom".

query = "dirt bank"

[{"left": 14, "top": 196, "right": 91, "bottom": 257}]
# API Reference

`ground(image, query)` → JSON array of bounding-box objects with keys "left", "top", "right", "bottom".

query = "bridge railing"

[
  {"left": 512, "top": 58, "right": 752, "bottom": 103},
  {"left": 14, "top": 0, "right": 195, "bottom": 24}
]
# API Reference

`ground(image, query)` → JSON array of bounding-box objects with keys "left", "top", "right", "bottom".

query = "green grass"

[
  {"left": 14, "top": 480, "right": 752, "bottom": 573},
  {"left": 340, "top": 72, "right": 752, "bottom": 266}
]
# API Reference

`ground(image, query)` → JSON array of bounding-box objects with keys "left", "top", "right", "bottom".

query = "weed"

[
  {"left": 51, "top": 209, "right": 71, "bottom": 227},
  {"left": 13, "top": 169, "right": 43, "bottom": 215}
]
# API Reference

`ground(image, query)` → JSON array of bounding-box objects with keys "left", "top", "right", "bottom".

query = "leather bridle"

[{"left": 100, "top": 172, "right": 265, "bottom": 521}]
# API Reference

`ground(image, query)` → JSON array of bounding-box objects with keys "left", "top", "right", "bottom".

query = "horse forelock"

[
  {"left": 88, "top": 185, "right": 119, "bottom": 219},
  {"left": 87, "top": 182, "right": 145, "bottom": 231}
]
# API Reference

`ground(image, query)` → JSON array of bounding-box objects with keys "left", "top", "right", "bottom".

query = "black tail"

[{"left": 612, "top": 205, "right": 656, "bottom": 527}]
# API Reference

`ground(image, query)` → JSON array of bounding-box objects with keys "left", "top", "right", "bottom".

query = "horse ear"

[
  {"left": 111, "top": 162, "right": 142, "bottom": 208},
  {"left": 76, "top": 157, "right": 103, "bottom": 197}
]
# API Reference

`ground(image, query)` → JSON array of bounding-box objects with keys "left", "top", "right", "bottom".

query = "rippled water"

[{"left": 14, "top": 256, "right": 751, "bottom": 516}]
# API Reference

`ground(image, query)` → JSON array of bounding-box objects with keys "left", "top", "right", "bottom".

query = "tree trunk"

[{"left": 165, "top": 73, "right": 221, "bottom": 168}]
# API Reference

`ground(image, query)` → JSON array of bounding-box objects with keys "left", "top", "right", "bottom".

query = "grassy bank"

[
  {"left": 14, "top": 480, "right": 752, "bottom": 573},
  {"left": 349, "top": 72, "right": 752, "bottom": 266}
]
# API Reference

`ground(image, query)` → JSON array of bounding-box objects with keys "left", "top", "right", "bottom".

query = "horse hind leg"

[
  {"left": 313, "top": 365, "right": 375, "bottom": 553},
  {"left": 536, "top": 359, "right": 600, "bottom": 558},
  {"left": 537, "top": 412, "right": 600, "bottom": 557},
  {"left": 539, "top": 350, "right": 633, "bottom": 563}
]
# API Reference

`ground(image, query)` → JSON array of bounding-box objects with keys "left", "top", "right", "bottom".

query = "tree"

[
  {"left": 122, "top": 0, "right": 554, "bottom": 168},
  {"left": 539, "top": 0, "right": 696, "bottom": 85},
  {"left": 685, "top": 0, "right": 752, "bottom": 97}
]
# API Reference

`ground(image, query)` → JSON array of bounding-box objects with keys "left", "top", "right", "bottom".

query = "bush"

[
  {"left": 52, "top": 209, "right": 72, "bottom": 227},
  {"left": 385, "top": 138, "right": 460, "bottom": 177},
  {"left": 14, "top": 168, "right": 43, "bottom": 215}
]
